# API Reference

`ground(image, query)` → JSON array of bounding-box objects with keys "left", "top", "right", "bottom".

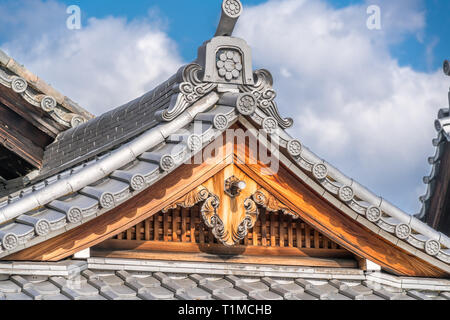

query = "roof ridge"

[{"left": 0, "top": 49, "right": 93, "bottom": 127}]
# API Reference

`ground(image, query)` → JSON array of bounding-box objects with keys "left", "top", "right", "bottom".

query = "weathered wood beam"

[
  {"left": 0, "top": 86, "right": 60, "bottom": 138},
  {"left": 94, "top": 239, "right": 354, "bottom": 259},
  {"left": 91, "top": 248, "right": 358, "bottom": 269}
]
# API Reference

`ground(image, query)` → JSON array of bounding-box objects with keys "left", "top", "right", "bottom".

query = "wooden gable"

[
  {"left": 5, "top": 123, "right": 448, "bottom": 277},
  {"left": 92, "top": 163, "right": 357, "bottom": 269}
]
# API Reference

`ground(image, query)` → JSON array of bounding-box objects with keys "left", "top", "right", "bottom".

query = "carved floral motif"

[
  {"left": 217, "top": 50, "right": 243, "bottom": 81},
  {"left": 312, "top": 163, "right": 328, "bottom": 180},
  {"left": 223, "top": 0, "right": 242, "bottom": 18}
]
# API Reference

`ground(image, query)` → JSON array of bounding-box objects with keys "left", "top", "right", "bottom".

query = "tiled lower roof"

[{"left": 0, "top": 259, "right": 448, "bottom": 301}]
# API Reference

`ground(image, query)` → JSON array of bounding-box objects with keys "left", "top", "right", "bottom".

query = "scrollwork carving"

[
  {"left": 162, "top": 186, "right": 210, "bottom": 213},
  {"left": 252, "top": 189, "right": 298, "bottom": 219},
  {"left": 157, "top": 64, "right": 217, "bottom": 122},
  {"left": 201, "top": 195, "right": 229, "bottom": 244},
  {"left": 11, "top": 76, "right": 27, "bottom": 93},
  {"left": 239, "top": 69, "right": 293, "bottom": 129},
  {"left": 233, "top": 198, "right": 259, "bottom": 242}
]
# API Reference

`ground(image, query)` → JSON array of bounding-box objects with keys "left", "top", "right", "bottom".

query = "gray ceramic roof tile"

[
  {"left": 288, "top": 292, "right": 318, "bottom": 300},
  {"left": 81, "top": 269, "right": 98, "bottom": 280},
  {"left": 33, "top": 281, "right": 60, "bottom": 295},
  {"left": 109, "top": 284, "right": 137, "bottom": 298},
  {"left": 199, "top": 278, "right": 233, "bottom": 294},
  {"left": 363, "top": 294, "right": 385, "bottom": 300},
  {"left": 22, "top": 287, "right": 43, "bottom": 300},
  {"left": 176, "top": 287, "right": 212, "bottom": 300},
  {"left": 324, "top": 292, "right": 352, "bottom": 300},
  {"left": 5, "top": 292, "right": 32, "bottom": 300},
  {"left": 0, "top": 265, "right": 449, "bottom": 300},
  {"left": 440, "top": 292, "right": 450, "bottom": 299},
  {"left": 42, "top": 294, "right": 71, "bottom": 300},
  {"left": 138, "top": 286, "right": 174, "bottom": 300},
  {"left": 116, "top": 270, "right": 133, "bottom": 282},
  {"left": 60, "top": 287, "right": 83, "bottom": 300},
  {"left": 100, "top": 288, "right": 121, "bottom": 300},
  {"left": 339, "top": 287, "right": 365, "bottom": 300},
  {"left": 268, "top": 282, "right": 305, "bottom": 298},
  {"left": 10, "top": 275, "right": 32, "bottom": 289},
  {"left": 0, "top": 280, "right": 21, "bottom": 293},
  {"left": 407, "top": 290, "right": 433, "bottom": 300},
  {"left": 134, "top": 276, "right": 160, "bottom": 288},
  {"left": 160, "top": 277, "right": 197, "bottom": 295},
  {"left": 224, "top": 275, "right": 245, "bottom": 286},
  {"left": 350, "top": 284, "right": 373, "bottom": 296},
  {"left": 72, "top": 283, "right": 100, "bottom": 297},
  {"left": 235, "top": 281, "right": 269, "bottom": 295},
  {"left": 40, "top": 72, "right": 178, "bottom": 176},
  {"left": 78, "top": 294, "right": 107, "bottom": 301},
  {"left": 294, "top": 278, "right": 313, "bottom": 289},
  {"left": 396, "top": 294, "right": 417, "bottom": 300},
  {"left": 212, "top": 287, "right": 248, "bottom": 300},
  {"left": 249, "top": 290, "right": 283, "bottom": 300},
  {"left": 99, "top": 274, "right": 124, "bottom": 286},
  {"left": 431, "top": 296, "right": 447, "bottom": 300},
  {"left": 188, "top": 274, "right": 208, "bottom": 285},
  {"left": 373, "top": 288, "right": 402, "bottom": 300}
]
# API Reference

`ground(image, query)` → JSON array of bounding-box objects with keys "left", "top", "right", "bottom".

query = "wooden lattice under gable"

[{"left": 93, "top": 204, "right": 357, "bottom": 268}]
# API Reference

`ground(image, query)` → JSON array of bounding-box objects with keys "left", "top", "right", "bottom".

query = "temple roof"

[
  {"left": 0, "top": 0, "right": 448, "bottom": 278},
  {"left": 416, "top": 61, "right": 450, "bottom": 233}
]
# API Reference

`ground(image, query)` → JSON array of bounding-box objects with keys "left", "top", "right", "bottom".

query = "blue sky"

[
  {"left": 1, "top": 0, "right": 448, "bottom": 70},
  {"left": 0, "top": 0, "right": 449, "bottom": 214},
  {"left": 50, "top": 0, "right": 450, "bottom": 71}
]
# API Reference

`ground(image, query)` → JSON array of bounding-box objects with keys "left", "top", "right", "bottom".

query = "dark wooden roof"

[{"left": 417, "top": 61, "right": 450, "bottom": 236}]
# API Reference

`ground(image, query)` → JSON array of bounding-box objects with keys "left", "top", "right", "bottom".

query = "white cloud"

[
  {"left": 236, "top": 0, "right": 449, "bottom": 213},
  {"left": 0, "top": 0, "right": 184, "bottom": 115}
]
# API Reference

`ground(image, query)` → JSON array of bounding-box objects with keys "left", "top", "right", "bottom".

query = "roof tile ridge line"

[
  {"left": 295, "top": 133, "right": 450, "bottom": 246},
  {"left": 238, "top": 114, "right": 450, "bottom": 256},
  {"left": 0, "top": 49, "right": 93, "bottom": 120},
  {"left": 0, "top": 92, "right": 220, "bottom": 225},
  {"left": 243, "top": 108, "right": 450, "bottom": 248},
  {"left": 238, "top": 119, "right": 450, "bottom": 267}
]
